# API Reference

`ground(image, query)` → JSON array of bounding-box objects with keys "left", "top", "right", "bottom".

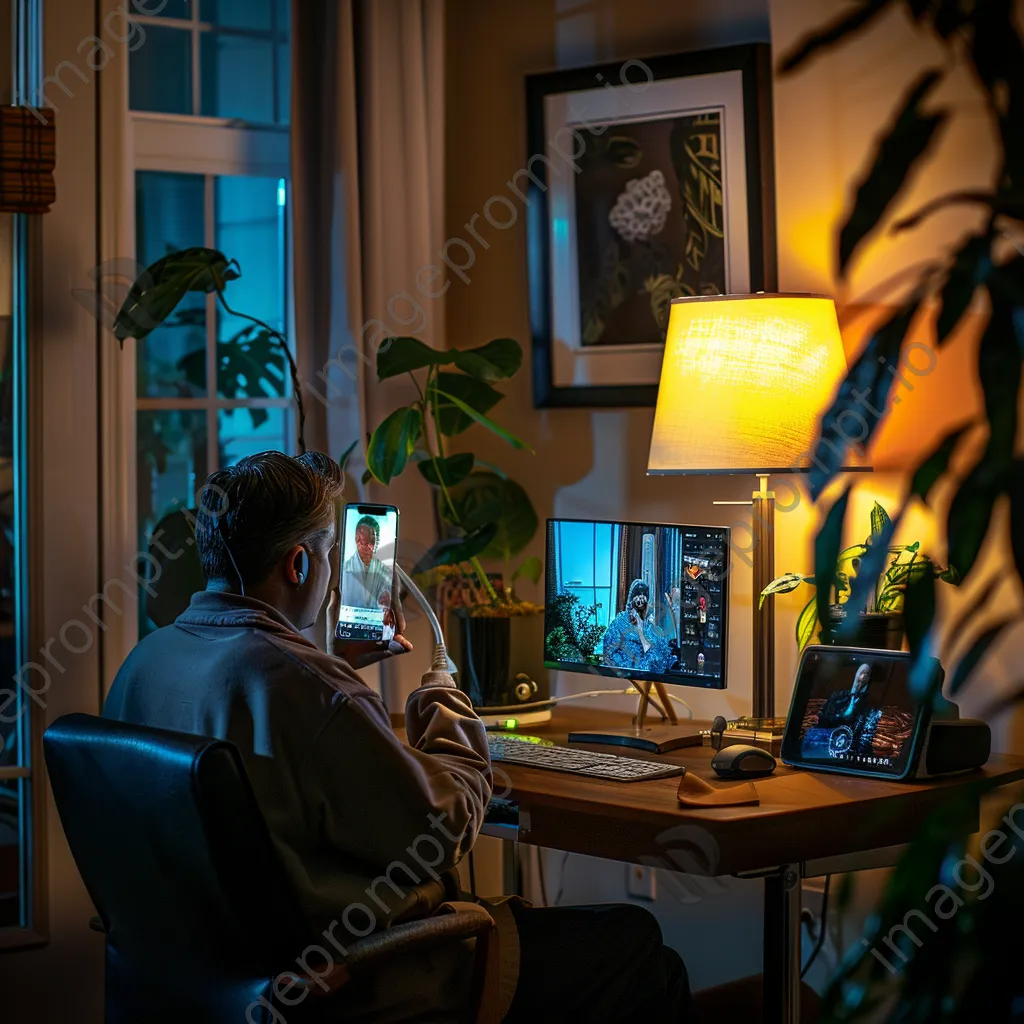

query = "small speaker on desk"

[{"left": 917, "top": 719, "right": 991, "bottom": 778}]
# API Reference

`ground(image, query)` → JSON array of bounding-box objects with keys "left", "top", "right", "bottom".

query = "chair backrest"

[{"left": 43, "top": 714, "right": 311, "bottom": 981}]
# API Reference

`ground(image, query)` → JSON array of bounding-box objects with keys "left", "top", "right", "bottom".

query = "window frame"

[{"left": 99, "top": 1, "right": 293, "bottom": 688}]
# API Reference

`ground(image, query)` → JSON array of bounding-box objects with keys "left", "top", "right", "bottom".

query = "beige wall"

[{"left": 445, "top": 0, "right": 1016, "bottom": 992}]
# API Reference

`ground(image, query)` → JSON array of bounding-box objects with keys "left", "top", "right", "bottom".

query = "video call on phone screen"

[{"left": 336, "top": 506, "right": 398, "bottom": 642}]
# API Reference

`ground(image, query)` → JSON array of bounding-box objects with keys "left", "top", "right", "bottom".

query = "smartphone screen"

[{"left": 336, "top": 503, "right": 400, "bottom": 643}]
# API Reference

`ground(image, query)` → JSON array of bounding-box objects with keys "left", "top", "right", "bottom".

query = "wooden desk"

[{"left": 476, "top": 708, "right": 1024, "bottom": 1024}]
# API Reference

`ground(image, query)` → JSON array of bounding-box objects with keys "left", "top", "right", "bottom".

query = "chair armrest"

[{"left": 286, "top": 902, "right": 494, "bottom": 996}]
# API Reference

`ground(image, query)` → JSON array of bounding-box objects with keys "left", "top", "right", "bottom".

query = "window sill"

[{"left": 0, "top": 929, "right": 48, "bottom": 952}]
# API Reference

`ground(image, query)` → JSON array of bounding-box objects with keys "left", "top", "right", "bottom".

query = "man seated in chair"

[{"left": 103, "top": 451, "right": 694, "bottom": 1023}]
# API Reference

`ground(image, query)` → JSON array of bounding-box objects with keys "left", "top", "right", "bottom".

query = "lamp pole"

[{"left": 715, "top": 473, "right": 775, "bottom": 719}]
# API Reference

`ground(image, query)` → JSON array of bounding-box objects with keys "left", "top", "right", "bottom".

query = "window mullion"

[{"left": 205, "top": 173, "right": 218, "bottom": 473}]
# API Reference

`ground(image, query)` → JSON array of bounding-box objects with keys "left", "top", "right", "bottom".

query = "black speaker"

[{"left": 915, "top": 719, "right": 991, "bottom": 778}]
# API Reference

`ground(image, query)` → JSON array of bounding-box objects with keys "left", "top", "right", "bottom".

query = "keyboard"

[{"left": 487, "top": 735, "right": 684, "bottom": 782}]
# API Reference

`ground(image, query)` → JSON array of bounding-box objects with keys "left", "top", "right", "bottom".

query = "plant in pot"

[
  {"left": 760, "top": 502, "right": 959, "bottom": 651},
  {"left": 779, "top": 1, "right": 1024, "bottom": 1019},
  {"left": 113, "top": 247, "right": 306, "bottom": 627},
  {"left": 348, "top": 334, "right": 544, "bottom": 710}
]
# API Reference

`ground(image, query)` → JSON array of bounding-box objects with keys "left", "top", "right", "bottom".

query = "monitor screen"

[
  {"left": 789, "top": 648, "right": 919, "bottom": 775},
  {"left": 544, "top": 518, "right": 729, "bottom": 689}
]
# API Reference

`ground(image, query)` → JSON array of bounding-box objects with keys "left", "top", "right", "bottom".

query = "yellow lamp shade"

[{"left": 647, "top": 293, "right": 849, "bottom": 475}]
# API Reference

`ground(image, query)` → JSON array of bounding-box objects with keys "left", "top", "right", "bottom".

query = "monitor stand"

[{"left": 567, "top": 680, "right": 707, "bottom": 754}]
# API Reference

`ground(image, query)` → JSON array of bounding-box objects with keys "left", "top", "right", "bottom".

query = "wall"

[{"left": 445, "top": 0, "right": 1014, "bottom": 995}]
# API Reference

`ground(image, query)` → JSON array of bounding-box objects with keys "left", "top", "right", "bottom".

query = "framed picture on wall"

[{"left": 525, "top": 44, "right": 777, "bottom": 408}]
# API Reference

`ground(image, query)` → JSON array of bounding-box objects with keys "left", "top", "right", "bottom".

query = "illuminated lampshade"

[{"left": 648, "top": 294, "right": 849, "bottom": 475}]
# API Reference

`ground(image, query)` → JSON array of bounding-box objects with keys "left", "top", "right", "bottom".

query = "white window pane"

[
  {"left": 202, "top": 0, "right": 273, "bottom": 31},
  {"left": 214, "top": 176, "right": 289, "bottom": 400},
  {"left": 200, "top": 33, "right": 275, "bottom": 123},
  {"left": 130, "top": 25, "right": 193, "bottom": 114},
  {"left": 135, "top": 172, "right": 207, "bottom": 397},
  {"left": 219, "top": 407, "right": 289, "bottom": 466}
]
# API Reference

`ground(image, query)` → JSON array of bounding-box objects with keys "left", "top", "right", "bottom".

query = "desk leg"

[{"left": 763, "top": 864, "right": 801, "bottom": 1024}]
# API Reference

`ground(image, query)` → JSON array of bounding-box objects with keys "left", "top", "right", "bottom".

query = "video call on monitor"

[{"left": 544, "top": 518, "right": 730, "bottom": 689}]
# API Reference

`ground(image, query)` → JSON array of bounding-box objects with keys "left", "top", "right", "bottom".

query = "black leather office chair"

[{"left": 44, "top": 713, "right": 495, "bottom": 1023}]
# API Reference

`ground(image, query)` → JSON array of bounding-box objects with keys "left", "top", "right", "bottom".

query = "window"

[
  {"left": 123, "top": 1, "right": 293, "bottom": 639},
  {"left": 134, "top": 172, "right": 291, "bottom": 635},
  {"left": 0, "top": 213, "right": 30, "bottom": 933},
  {"left": 130, "top": 0, "right": 290, "bottom": 125},
  {"left": 553, "top": 521, "right": 619, "bottom": 651}
]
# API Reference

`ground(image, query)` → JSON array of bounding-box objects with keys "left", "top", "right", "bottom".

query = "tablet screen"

[{"left": 788, "top": 648, "right": 921, "bottom": 776}]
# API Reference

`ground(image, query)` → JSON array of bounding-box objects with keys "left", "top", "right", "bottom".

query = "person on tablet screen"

[{"left": 814, "top": 661, "right": 882, "bottom": 757}]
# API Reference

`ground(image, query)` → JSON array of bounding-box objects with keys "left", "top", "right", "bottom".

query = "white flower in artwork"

[{"left": 608, "top": 169, "right": 672, "bottom": 243}]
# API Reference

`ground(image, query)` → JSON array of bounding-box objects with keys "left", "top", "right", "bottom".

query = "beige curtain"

[{"left": 292, "top": 0, "right": 446, "bottom": 704}]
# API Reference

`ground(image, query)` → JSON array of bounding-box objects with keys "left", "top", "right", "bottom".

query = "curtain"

[{"left": 291, "top": 0, "right": 446, "bottom": 704}]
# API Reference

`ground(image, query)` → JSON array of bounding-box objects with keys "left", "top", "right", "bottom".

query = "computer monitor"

[{"left": 544, "top": 518, "right": 729, "bottom": 691}]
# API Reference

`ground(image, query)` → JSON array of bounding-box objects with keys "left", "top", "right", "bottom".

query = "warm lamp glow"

[{"left": 647, "top": 293, "right": 849, "bottom": 474}]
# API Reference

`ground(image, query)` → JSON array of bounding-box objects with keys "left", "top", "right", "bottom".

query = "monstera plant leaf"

[
  {"left": 377, "top": 335, "right": 524, "bottom": 383},
  {"left": 177, "top": 324, "right": 286, "bottom": 429},
  {"left": 449, "top": 472, "right": 538, "bottom": 561},
  {"left": 114, "top": 247, "right": 240, "bottom": 344}
]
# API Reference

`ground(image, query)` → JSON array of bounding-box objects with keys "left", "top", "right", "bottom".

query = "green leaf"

[
  {"left": 910, "top": 422, "right": 974, "bottom": 503},
  {"left": 808, "top": 301, "right": 918, "bottom": 500},
  {"left": 949, "top": 618, "right": 1018, "bottom": 694},
  {"left": 361, "top": 467, "right": 373, "bottom": 486},
  {"left": 758, "top": 572, "right": 813, "bottom": 609},
  {"left": 417, "top": 452, "right": 475, "bottom": 488},
  {"left": 450, "top": 338, "right": 523, "bottom": 382},
  {"left": 434, "top": 389, "right": 533, "bottom": 452},
  {"left": 815, "top": 488, "right": 851, "bottom": 634},
  {"left": 376, "top": 336, "right": 451, "bottom": 381},
  {"left": 796, "top": 595, "right": 819, "bottom": 651},
  {"left": 777, "top": 0, "right": 894, "bottom": 73},
  {"left": 869, "top": 501, "right": 891, "bottom": 537},
  {"left": 114, "top": 247, "right": 240, "bottom": 344},
  {"left": 433, "top": 523, "right": 499, "bottom": 566},
  {"left": 512, "top": 555, "right": 543, "bottom": 585},
  {"left": 433, "top": 373, "right": 504, "bottom": 436},
  {"left": 338, "top": 439, "right": 359, "bottom": 475},
  {"left": 935, "top": 232, "right": 993, "bottom": 344},
  {"left": 836, "top": 543, "right": 868, "bottom": 577},
  {"left": 936, "top": 563, "right": 960, "bottom": 585},
  {"left": 366, "top": 406, "right": 422, "bottom": 484},
  {"left": 144, "top": 508, "right": 206, "bottom": 628},
  {"left": 838, "top": 70, "right": 947, "bottom": 275},
  {"left": 450, "top": 472, "right": 539, "bottom": 560}
]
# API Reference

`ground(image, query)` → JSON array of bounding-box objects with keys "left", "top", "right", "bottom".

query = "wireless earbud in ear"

[{"left": 295, "top": 548, "right": 310, "bottom": 587}]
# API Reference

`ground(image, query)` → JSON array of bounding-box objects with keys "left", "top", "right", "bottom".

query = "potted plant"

[
  {"left": 760, "top": 502, "right": 959, "bottom": 651},
  {"left": 346, "top": 334, "right": 544, "bottom": 709}
]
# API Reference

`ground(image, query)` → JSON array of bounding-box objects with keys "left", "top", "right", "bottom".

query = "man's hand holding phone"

[{"left": 328, "top": 577, "right": 412, "bottom": 669}]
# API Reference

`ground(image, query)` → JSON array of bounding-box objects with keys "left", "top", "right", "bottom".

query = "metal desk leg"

[{"left": 763, "top": 864, "right": 801, "bottom": 1024}]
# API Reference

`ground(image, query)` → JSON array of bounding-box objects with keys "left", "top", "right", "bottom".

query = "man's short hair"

[
  {"left": 195, "top": 450, "right": 343, "bottom": 585},
  {"left": 355, "top": 515, "right": 379, "bottom": 544}
]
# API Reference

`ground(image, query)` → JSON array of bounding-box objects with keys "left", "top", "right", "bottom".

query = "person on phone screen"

[
  {"left": 103, "top": 451, "right": 694, "bottom": 1022},
  {"left": 340, "top": 514, "right": 395, "bottom": 627}
]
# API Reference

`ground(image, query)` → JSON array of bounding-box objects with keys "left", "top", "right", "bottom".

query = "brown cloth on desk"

[{"left": 677, "top": 771, "right": 760, "bottom": 807}]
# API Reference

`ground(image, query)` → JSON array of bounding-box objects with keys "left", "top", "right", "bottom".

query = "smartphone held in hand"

[{"left": 335, "top": 503, "right": 399, "bottom": 644}]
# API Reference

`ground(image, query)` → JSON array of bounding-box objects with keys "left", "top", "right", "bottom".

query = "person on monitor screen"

[
  {"left": 340, "top": 513, "right": 395, "bottom": 626},
  {"left": 602, "top": 578, "right": 678, "bottom": 674},
  {"left": 103, "top": 451, "right": 695, "bottom": 1022},
  {"left": 814, "top": 661, "right": 883, "bottom": 756}
]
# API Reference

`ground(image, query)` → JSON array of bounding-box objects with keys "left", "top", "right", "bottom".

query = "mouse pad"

[{"left": 677, "top": 772, "right": 759, "bottom": 807}]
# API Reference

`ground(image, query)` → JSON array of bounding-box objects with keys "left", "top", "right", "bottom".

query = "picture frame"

[{"left": 525, "top": 44, "right": 777, "bottom": 408}]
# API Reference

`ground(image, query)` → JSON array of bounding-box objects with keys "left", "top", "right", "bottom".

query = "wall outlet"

[{"left": 626, "top": 864, "right": 657, "bottom": 901}]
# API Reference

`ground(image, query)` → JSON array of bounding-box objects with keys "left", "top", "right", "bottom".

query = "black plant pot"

[
  {"left": 457, "top": 612, "right": 512, "bottom": 708},
  {"left": 821, "top": 607, "right": 904, "bottom": 651}
]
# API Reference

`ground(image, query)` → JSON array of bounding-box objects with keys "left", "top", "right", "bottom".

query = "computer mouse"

[{"left": 711, "top": 743, "right": 777, "bottom": 779}]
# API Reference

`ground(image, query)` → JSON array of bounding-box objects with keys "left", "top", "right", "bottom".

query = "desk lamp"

[{"left": 647, "top": 293, "right": 852, "bottom": 719}]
